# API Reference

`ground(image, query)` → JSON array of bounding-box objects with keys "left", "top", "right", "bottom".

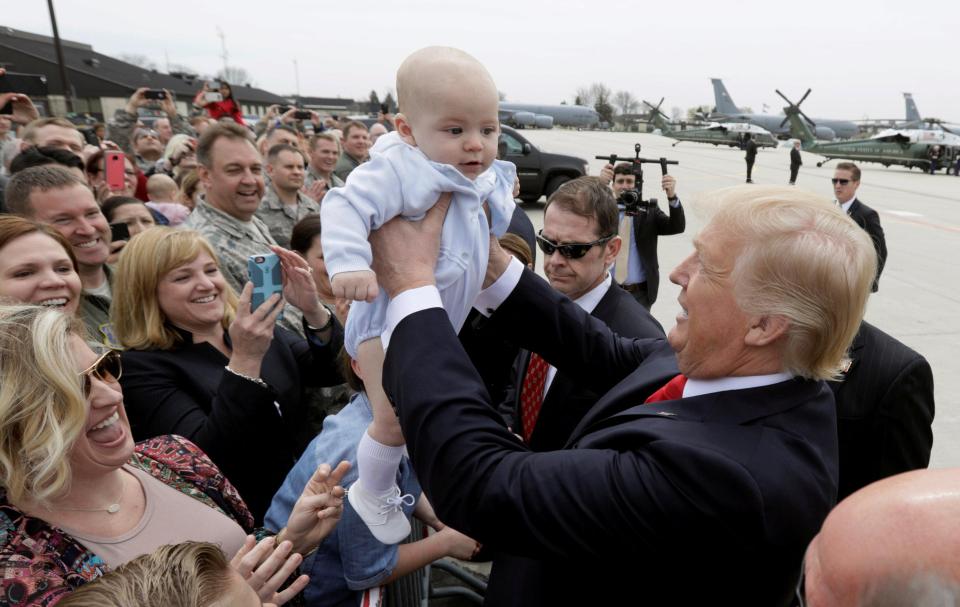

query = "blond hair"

[
  {"left": 111, "top": 228, "right": 237, "bottom": 350},
  {"left": 21, "top": 117, "right": 78, "bottom": 144},
  {"left": 0, "top": 305, "right": 87, "bottom": 506},
  {"left": 703, "top": 185, "right": 876, "bottom": 380},
  {"left": 57, "top": 542, "right": 233, "bottom": 607}
]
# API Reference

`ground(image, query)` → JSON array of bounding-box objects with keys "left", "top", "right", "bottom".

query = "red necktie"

[
  {"left": 519, "top": 353, "right": 550, "bottom": 442},
  {"left": 645, "top": 374, "right": 687, "bottom": 403}
]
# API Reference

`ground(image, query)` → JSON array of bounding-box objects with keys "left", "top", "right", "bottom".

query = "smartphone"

[
  {"left": 294, "top": 110, "right": 312, "bottom": 120},
  {"left": 0, "top": 71, "right": 49, "bottom": 114},
  {"left": 104, "top": 151, "right": 126, "bottom": 190},
  {"left": 144, "top": 89, "right": 167, "bottom": 100},
  {"left": 208, "top": 81, "right": 222, "bottom": 90},
  {"left": 278, "top": 105, "right": 292, "bottom": 114},
  {"left": 380, "top": 102, "right": 388, "bottom": 114},
  {"left": 248, "top": 253, "right": 283, "bottom": 312},
  {"left": 204, "top": 92, "right": 223, "bottom": 103},
  {"left": 109, "top": 222, "right": 130, "bottom": 242}
]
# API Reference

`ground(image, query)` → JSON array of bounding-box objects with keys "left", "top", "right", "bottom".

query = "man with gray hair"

[{"left": 368, "top": 184, "right": 877, "bottom": 605}]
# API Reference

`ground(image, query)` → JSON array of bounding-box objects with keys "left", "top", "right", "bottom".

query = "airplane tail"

[
  {"left": 785, "top": 112, "right": 817, "bottom": 149},
  {"left": 904, "top": 93, "right": 921, "bottom": 122},
  {"left": 711, "top": 78, "right": 740, "bottom": 115}
]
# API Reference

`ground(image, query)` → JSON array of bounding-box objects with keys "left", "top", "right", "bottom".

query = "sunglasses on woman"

[
  {"left": 536, "top": 230, "right": 614, "bottom": 260},
  {"left": 79, "top": 350, "right": 122, "bottom": 397}
]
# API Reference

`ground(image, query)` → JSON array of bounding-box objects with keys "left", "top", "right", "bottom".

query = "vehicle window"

[{"left": 500, "top": 133, "right": 524, "bottom": 155}]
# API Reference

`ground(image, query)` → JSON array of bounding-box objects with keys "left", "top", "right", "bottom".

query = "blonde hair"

[
  {"left": 57, "top": 542, "right": 233, "bottom": 607},
  {"left": 111, "top": 228, "right": 237, "bottom": 350},
  {"left": 0, "top": 305, "right": 87, "bottom": 506},
  {"left": 702, "top": 185, "right": 876, "bottom": 380}
]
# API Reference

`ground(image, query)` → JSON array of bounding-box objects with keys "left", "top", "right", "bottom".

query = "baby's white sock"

[{"left": 356, "top": 430, "right": 405, "bottom": 495}]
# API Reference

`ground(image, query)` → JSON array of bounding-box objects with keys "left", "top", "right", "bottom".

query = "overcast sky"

[{"left": 6, "top": 0, "right": 959, "bottom": 121}]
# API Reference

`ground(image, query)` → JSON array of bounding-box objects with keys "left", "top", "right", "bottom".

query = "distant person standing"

[
  {"left": 834, "top": 162, "right": 886, "bottom": 292},
  {"left": 744, "top": 132, "right": 758, "bottom": 183},
  {"left": 789, "top": 140, "right": 802, "bottom": 185},
  {"left": 928, "top": 145, "right": 942, "bottom": 174}
]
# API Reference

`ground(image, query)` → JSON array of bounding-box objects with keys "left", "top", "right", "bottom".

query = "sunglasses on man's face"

[
  {"left": 79, "top": 350, "right": 122, "bottom": 397},
  {"left": 831, "top": 178, "right": 852, "bottom": 185},
  {"left": 536, "top": 231, "right": 613, "bottom": 259}
]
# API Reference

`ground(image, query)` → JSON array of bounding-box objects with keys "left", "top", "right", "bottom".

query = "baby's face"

[{"left": 404, "top": 85, "right": 500, "bottom": 180}]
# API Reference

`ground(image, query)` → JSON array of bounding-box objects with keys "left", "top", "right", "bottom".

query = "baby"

[{"left": 320, "top": 47, "right": 516, "bottom": 544}]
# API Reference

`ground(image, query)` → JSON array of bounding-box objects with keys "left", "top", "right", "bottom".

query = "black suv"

[{"left": 499, "top": 125, "right": 588, "bottom": 203}]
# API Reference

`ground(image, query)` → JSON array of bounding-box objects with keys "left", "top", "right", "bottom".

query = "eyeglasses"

[
  {"left": 79, "top": 350, "right": 122, "bottom": 397},
  {"left": 536, "top": 230, "right": 613, "bottom": 259},
  {"left": 831, "top": 178, "right": 852, "bottom": 185}
]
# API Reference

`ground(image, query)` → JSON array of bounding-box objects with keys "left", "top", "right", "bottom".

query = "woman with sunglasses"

[{"left": 0, "top": 304, "right": 349, "bottom": 606}]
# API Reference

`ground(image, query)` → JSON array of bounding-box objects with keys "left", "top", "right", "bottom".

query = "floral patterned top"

[{"left": 0, "top": 435, "right": 254, "bottom": 606}]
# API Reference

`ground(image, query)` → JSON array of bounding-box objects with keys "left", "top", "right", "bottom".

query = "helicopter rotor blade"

[
  {"left": 798, "top": 88, "right": 812, "bottom": 106},
  {"left": 775, "top": 89, "right": 792, "bottom": 106}
]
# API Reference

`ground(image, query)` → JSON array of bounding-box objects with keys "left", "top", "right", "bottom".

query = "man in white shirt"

[{"left": 367, "top": 185, "right": 878, "bottom": 606}]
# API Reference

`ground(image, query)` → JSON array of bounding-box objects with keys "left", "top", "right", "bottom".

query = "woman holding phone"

[
  {"left": 110, "top": 228, "right": 343, "bottom": 523},
  {"left": 193, "top": 81, "right": 245, "bottom": 125}
]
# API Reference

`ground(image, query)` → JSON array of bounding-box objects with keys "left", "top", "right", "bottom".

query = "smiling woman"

[
  {"left": 110, "top": 227, "right": 345, "bottom": 523},
  {"left": 0, "top": 215, "right": 82, "bottom": 316}
]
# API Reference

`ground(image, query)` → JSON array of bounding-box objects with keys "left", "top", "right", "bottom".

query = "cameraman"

[
  {"left": 599, "top": 162, "right": 685, "bottom": 310},
  {"left": 107, "top": 88, "right": 195, "bottom": 171}
]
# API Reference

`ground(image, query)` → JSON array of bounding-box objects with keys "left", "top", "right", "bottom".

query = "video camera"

[{"left": 596, "top": 144, "right": 678, "bottom": 216}]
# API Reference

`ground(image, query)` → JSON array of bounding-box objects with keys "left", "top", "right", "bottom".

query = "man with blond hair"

[{"left": 368, "top": 184, "right": 877, "bottom": 605}]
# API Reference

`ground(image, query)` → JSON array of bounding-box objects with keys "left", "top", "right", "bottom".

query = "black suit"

[
  {"left": 499, "top": 280, "right": 664, "bottom": 451},
  {"left": 847, "top": 198, "right": 887, "bottom": 292},
  {"left": 829, "top": 322, "right": 935, "bottom": 500},
  {"left": 625, "top": 199, "right": 685, "bottom": 308},
  {"left": 384, "top": 270, "right": 838, "bottom": 606},
  {"left": 745, "top": 139, "right": 758, "bottom": 181},
  {"left": 790, "top": 147, "right": 802, "bottom": 184}
]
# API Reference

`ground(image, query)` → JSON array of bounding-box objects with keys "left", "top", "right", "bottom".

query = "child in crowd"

[{"left": 320, "top": 46, "right": 516, "bottom": 543}]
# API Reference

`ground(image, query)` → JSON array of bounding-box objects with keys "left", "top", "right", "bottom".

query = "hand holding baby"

[{"left": 331, "top": 270, "right": 380, "bottom": 302}]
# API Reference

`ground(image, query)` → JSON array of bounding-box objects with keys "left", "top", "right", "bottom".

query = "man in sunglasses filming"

[
  {"left": 599, "top": 162, "right": 685, "bottom": 310},
  {"left": 367, "top": 184, "right": 877, "bottom": 606},
  {"left": 832, "top": 162, "right": 886, "bottom": 292},
  {"left": 498, "top": 177, "right": 664, "bottom": 453}
]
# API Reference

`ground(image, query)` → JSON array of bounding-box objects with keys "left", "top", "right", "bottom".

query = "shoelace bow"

[{"left": 379, "top": 490, "right": 415, "bottom": 515}]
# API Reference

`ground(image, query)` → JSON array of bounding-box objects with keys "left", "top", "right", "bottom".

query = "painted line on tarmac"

[
  {"left": 886, "top": 210, "right": 924, "bottom": 217},
  {"left": 882, "top": 213, "right": 960, "bottom": 234}
]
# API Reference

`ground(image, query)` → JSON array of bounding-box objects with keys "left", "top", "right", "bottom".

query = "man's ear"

[
  {"left": 745, "top": 314, "right": 790, "bottom": 347},
  {"left": 603, "top": 236, "right": 622, "bottom": 268},
  {"left": 394, "top": 113, "right": 416, "bottom": 146},
  {"left": 265, "top": 162, "right": 275, "bottom": 179},
  {"left": 197, "top": 164, "right": 213, "bottom": 190}
]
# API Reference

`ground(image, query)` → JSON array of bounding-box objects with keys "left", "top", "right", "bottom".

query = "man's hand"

[
  {"left": 279, "top": 108, "right": 298, "bottom": 125},
  {"left": 369, "top": 193, "right": 451, "bottom": 299},
  {"left": 331, "top": 270, "right": 379, "bottom": 302},
  {"left": 304, "top": 178, "right": 328, "bottom": 202},
  {"left": 160, "top": 89, "right": 177, "bottom": 117},
  {"left": 125, "top": 87, "right": 149, "bottom": 115},
  {"left": 661, "top": 174, "right": 677, "bottom": 199},
  {"left": 599, "top": 163, "right": 614, "bottom": 185},
  {"left": 0, "top": 92, "right": 40, "bottom": 125},
  {"left": 282, "top": 461, "right": 349, "bottom": 555},
  {"left": 484, "top": 233, "right": 512, "bottom": 289}
]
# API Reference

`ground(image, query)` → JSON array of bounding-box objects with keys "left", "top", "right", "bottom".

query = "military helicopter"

[
  {"left": 643, "top": 98, "right": 777, "bottom": 149},
  {"left": 779, "top": 89, "right": 960, "bottom": 173}
]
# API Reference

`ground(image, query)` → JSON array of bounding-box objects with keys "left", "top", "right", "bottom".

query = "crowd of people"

[{"left": 0, "top": 46, "right": 941, "bottom": 607}]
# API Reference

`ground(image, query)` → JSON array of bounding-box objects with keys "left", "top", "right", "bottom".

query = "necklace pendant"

[{"left": 106, "top": 503, "right": 120, "bottom": 514}]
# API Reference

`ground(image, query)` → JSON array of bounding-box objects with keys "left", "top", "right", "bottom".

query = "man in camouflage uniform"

[
  {"left": 107, "top": 87, "right": 195, "bottom": 171},
  {"left": 255, "top": 143, "right": 319, "bottom": 248},
  {"left": 184, "top": 122, "right": 303, "bottom": 335}
]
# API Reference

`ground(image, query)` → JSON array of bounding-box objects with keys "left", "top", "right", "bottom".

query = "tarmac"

[{"left": 513, "top": 128, "right": 960, "bottom": 469}]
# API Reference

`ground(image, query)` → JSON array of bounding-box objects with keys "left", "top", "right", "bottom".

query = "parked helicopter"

[
  {"left": 643, "top": 98, "right": 777, "bottom": 149},
  {"left": 779, "top": 89, "right": 960, "bottom": 173}
]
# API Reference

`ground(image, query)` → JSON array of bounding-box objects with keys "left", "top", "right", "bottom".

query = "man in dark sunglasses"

[
  {"left": 369, "top": 184, "right": 878, "bottom": 605},
  {"left": 499, "top": 177, "right": 664, "bottom": 453},
  {"left": 832, "top": 162, "right": 886, "bottom": 292}
]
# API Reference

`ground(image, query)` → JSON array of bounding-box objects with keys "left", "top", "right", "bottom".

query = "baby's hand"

[{"left": 332, "top": 270, "right": 379, "bottom": 302}]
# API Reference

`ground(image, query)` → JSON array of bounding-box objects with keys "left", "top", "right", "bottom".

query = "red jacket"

[{"left": 194, "top": 91, "right": 245, "bottom": 125}]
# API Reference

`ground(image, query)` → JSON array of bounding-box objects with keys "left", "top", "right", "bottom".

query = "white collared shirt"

[
  {"left": 837, "top": 194, "right": 857, "bottom": 214},
  {"left": 682, "top": 372, "right": 794, "bottom": 398}
]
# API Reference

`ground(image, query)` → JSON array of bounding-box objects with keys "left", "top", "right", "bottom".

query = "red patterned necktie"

[
  {"left": 519, "top": 353, "right": 550, "bottom": 442},
  {"left": 645, "top": 374, "right": 687, "bottom": 403}
]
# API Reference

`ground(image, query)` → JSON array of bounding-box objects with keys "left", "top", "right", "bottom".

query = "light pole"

[{"left": 46, "top": 0, "right": 74, "bottom": 113}]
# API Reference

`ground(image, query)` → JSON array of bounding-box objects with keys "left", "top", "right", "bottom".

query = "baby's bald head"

[{"left": 396, "top": 47, "right": 498, "bottom": 123}]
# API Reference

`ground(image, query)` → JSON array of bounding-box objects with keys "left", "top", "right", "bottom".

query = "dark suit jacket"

[
  {"left": 629, "top": 199, "right": 685, "bottom": 305},
  {"left": 745, "top": 139, "right": 758, "bottom": 160},
  {"left": 499, "top": 280, "right": 664, "bottom": 451},
  {"left": 120, "top": 322, "right": 344, "bottom": 523},
  {"left": 384, "top": 270, "right": 838, "bottom": 606},
  {"left": 790, "top": 147, "right": 803, "bottom": 168},
  {"left": 847, "top": 198, "right": 887, "bottom": 292},
  {"left": 829, "top": 322, "right": 934, "bottom": 500}
]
